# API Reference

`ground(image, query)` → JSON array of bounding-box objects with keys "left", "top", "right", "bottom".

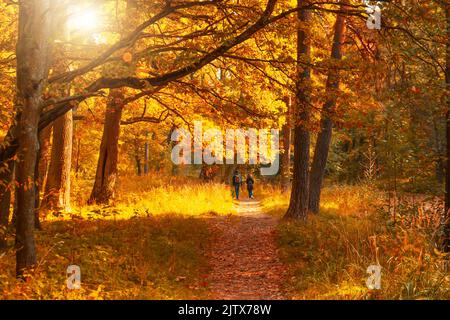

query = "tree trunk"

[
  {"left": 15, "top": 0, "right": 52, "bottom": 277},
  {"left": 41, "top": 28, "right": 73, "bottom": 213},
  {"left": 41, "top": 111, "right": 73, "bottom": 212},
  {"left": 444, "top": 1, "right": 450, "bottom": 252},
  {"left": 281, "top": 96, "right": 292, "bottom": 193},
  {"left": 89, "top": 0, "right": 137, "bottom": 203},
  {"left": 33, "top": 151, "right": 42, "bottom": 230},
  {"left": 75, "top": 137, "right": 81, "bottom": 177},
  {"left": 284, "top": 1, "right": 312, "bottom": 220},
  {"left": 0, "top": 113, "right": 21, "bottom": 249},
  {"left": 89, "top": 90, "right": 124, "bottom": 204},
  {"left": 309, "top": 2, "right": 347, "bottom": 213},
  {"left": 0, "top": 161, "right": 14, "bottom": 249},
  {"left": 136, "top": 155, "right": 142, "bottom": 176},
  {"left": 144, "top": 141, "right": 149, "bottom": 174},
  {"left": 37, "top": 126, "right": 52, "bottom": 193}
]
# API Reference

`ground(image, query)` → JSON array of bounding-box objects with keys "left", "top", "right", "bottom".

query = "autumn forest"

[{"left": 0, "top": 0, "right": 449, "bottom": 301}]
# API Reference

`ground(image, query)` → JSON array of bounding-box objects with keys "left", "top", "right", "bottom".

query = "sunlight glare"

[{"left": 67, "top": 6, "right": 101, "bottom": 34}]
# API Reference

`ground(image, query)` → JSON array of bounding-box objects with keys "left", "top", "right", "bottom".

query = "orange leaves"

[
  {"left": 122, "top": 52, "right": 133, "bottom": 63},
  {"left": 410, "top": 86, "right": 421, "bottom": 94}
]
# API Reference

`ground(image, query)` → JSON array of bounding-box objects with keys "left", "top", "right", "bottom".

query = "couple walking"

[{"left": 232, "top": 170, "right": 255, "bottom": 200}]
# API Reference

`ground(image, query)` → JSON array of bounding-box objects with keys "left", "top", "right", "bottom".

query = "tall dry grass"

[
  {"left": 261, "top": 184, "right": 449, "bottom": 299},
  {"left": 59, "top": 173, "right": 234, "bottom": 221}
]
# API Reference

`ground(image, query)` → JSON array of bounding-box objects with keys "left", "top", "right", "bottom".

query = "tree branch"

[
  {"left": 85, "top": 0, "right": 279, "bottom": 91},
  {"left": 121, "top": 110, "right": 170, "bottom": 125}
]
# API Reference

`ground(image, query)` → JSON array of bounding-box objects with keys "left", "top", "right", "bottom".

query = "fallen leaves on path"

[{"left": 207, "top": 199, "right": 287, "bottom": 300}]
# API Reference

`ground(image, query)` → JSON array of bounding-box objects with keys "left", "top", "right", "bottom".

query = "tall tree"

[
  {"left": 89, "top": 0, "right": 137, "bottom": 204},
  {"left": 308, "top": 1, "right": 347, "bottom": 213},
  {"left": 15, "top": 0, "right": 53, "bottom": 277},
  {"left": 41, "top": 7, "right": 74, "bottom": 213},
  {"left": 284, "top": 0, "right": 312, "bottom": 220},
  {"left": 88, "top": 90, "right": 124, "bottom": 204},
  {"left": 42, "top": 110, "right": 73, "bottom": 212}
]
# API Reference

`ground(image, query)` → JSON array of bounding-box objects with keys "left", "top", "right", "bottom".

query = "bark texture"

[
  {"left": 281, "top": 97, "right": 292, "bottom": 193},
  {"left": 0, "top": 161, "right": 14, "bottom": 249},
  {"left": 309, "top": 2, "right": 347, "bottom": 213},
  {"left": 284, "top": 1, "right": 311, "bottom": 220},
  {"left": 444, "top": 1, "right": 450, "bottom": 252},
  {"left": 89, "top": 0, "right": 137, "bottom": 204},
  {"left": 37, "top": 126, "right": 52, "bottom": 192},
  {"left": 15, "top": 0, "right": 52, "bottom": 277},
  {"left": 89, "top": 91, "right": 124, "bottom": 204},
  {"left": 42, "top": 111, "right": 73, "bottom": 212}
]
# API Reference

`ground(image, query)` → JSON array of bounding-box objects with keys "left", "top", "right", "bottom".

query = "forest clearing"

[{"left": 0, "top": 0, "right": 449, "bottom": 303}]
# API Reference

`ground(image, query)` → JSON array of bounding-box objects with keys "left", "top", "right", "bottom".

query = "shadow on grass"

[{"left": 0, "top": 215, "right": 212, "bottom": 300}]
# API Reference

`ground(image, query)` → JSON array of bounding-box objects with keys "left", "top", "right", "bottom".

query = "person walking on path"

[
  {"left": 246, "top": 174, "right": 255, "bottom": 199},
  {"left": 232, "top": 170, "right": 243, "bottom": 200}
]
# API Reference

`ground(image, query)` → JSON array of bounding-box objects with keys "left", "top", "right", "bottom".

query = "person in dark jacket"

[
  {"left": 232, "top": 170, "right": 243, "bottom": 200},
  {"left": 246, "top": 174, "right": 255, "bottom": 199}
]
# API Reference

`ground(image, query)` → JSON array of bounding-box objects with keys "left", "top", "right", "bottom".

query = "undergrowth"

[
  {"left": 0, "top": 174, "right": 232, "bottom": 299},
  {"left": 261, "top": 184, "right": 450, "bottom": 300}
]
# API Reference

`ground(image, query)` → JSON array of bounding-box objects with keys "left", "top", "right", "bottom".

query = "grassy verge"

[
  {"left": 70, "top": 175, "right": 234, "bottom": 219},
  {"left": 261, "top": 184, "right": 450, "bottom": 300},
  {"left": 1, "top": 216, "right": 211, "bottom": 299},
  {"left": 0, "top": 176, "right": 233, "bottom": 299}
]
